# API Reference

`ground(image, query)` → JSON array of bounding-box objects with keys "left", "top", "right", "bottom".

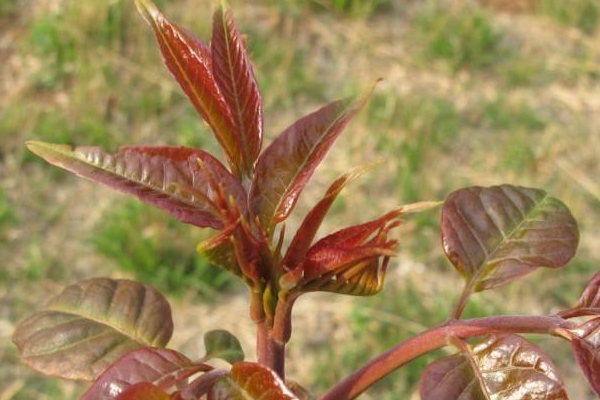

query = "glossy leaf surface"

[
  {"left": 250, "top": 96, "right": 368, "bottom": 233},
  {"left": 203, "top": 329, "right": 244, "bottom": 363},
  {"left": 114, "top": 383, "right": 170, "bottom": 400},
  {"left": 282, "top": 168, "right": 363, "bottom": 271},
  {"left": 569, "top": 317, "right": 600, "bottom": 395},
  {"left": 135, "top": 0, "right": 242, "bottom": 171},
  {"left": 26, "top": 142, "right": 244, "bottom": 229},
  {"left": 212, "top": 3, "right": 263, "bottom": 172},
  {"left": 420, "top": 335, "right": 568, "bottom": 400},
  {"left": 561, "top": 271, "right": 600, "bottom": 318},
  {"left": 12, "top": 278, "right": 173, "bottom": 381},
  {"left": 80, "top": 348, "right": 209, "bottom": 400},
  {"left": 441, "top": 184, "right": 578, "bottom": 291},
  {"left": 179, "top": 370, "right": 228, "bottom": 400},
  {"left": 208, "top": 362, "right": 298, "bottom": 400}
]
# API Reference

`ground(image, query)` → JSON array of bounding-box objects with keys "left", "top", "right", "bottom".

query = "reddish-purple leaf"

[
  {"left": 280, "top": 211, "right": 400, "bottom": 295},
  {"left": 560, "top": 271, "right": 600, "bottom": 318},
  {"left": 26, "top": 142, "right": 244, "bottom": 229},
  {"left": 281, "top": 168, "right": 364, "bottom": 271},
  {"left": 135, "top": 0, "right": 242, "bottom": 172},
  {"left": 80, "top": 348, "right": 210, "bottom": 400},
  {"left": 211, "top": 4, "right": 263, "bottom": 173},
  {"left": 250, "top": 93, "right": 371, "bottom": 233},
  {"left": 12, "top": 278, "right": 173, "bottom": 381},
  {"left": 568, "top": 317, "right": 600, "bottom": 395},
  {"left": 114, "top": 383, "right": 170, "bottom": 400},
  {"left": 420, "top": 335, "right": 569, "bottom": 400},
  {"left": 208, "top": 362, "right": 298, "bottom": 400},
  {"left": 441, "top": 185, "right": 579, "bottom": 291}
]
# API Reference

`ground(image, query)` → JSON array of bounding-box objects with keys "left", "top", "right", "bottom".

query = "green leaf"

[
  {"left": 12, "top": 278, "right": 173, "bottom": 381},
  {"left": 208, "top": 362, "right": 298, "bottom": 400},
  {"left": 203, "top": 329, "right": 244, "bottom": 364},
  {"left": 420, "top": 334, "right": 569, "bottom": 400},
  {"left": 441, "top": 184, "right": 579, "bottom": 291}
]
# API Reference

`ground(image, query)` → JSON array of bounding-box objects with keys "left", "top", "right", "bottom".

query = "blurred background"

[{"left": 1, "top": 0, "right": 600, "bottom": 398}]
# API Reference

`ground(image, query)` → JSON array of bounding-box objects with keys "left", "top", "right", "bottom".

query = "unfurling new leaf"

[
  {"left": 420, "top": 334, "right": 569, "bottom": 400},
  {"left": 441, "top": 184, "right": 579, "bottom": 291},
  {"left": 566, "top": 317, "right": 600, "bottom": 396},
  {"left": 12, "top": 278, "right": 173, "bottom": 381}
]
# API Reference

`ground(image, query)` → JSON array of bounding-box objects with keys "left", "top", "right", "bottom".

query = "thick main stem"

[{"left": 318, "top": 315, "right": 572, "bottom": 400}]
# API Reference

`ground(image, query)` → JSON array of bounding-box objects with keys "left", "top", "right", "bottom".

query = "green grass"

[
  {"left": 92, "top": 200, "right": 239, "bottom": 299},
  {"left": 538, "top": 0, "right": 599, "bottom": 35},
  {"left": 482, "top": 96, "right": 546, "bottom": 132},
  {"left": 415, "top": 3, "right": 508, "bottom": 72}
]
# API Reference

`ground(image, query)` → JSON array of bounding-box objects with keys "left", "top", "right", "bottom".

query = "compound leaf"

[
  {"left": 26, "top": 142, "right": 243, "bottom": 229},
  {"left": 208, "top": 362, "right": 298, "bottom": 400},
  {"left": 114, "top": 383, "right": 170, "bottom": 400},
  {"left": 420, "top": 334, "right": 569, "bottom": 400},
  {"left": 212, "top": 3, "right": 263, "bottom": 173},
  {"left": 12, "top": 278, "right": 173, "bottom": 381},
  {"left": 80, "top": 347, "right": 210, "bottom": 400},
  {"left": 250, "top": 94, "right": 369, "bottom": 234},
  {"left": 135, "top": 0, "right": 242, "bottom": 172},
  {"left": 441, "top": 184, "right": 578, "bottom": 291},
  {"left": 568, "top": 317, "right": 600, "bottom": 395},
  {"left": 203, "top": 329, "right": 244, "bottom": 364}
]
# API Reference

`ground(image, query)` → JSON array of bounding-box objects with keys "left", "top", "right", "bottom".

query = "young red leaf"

[
  {"left": 134, "top": 0, "right": 243, "bottom": 172},
  {"left": 114, "top": 383, "right": 170, "bottom": 400},
  {"left": 281, "top": 167, "right": 365, "bottom": 271},
  {"left": 420, "top": 335, "right": 569, "bottom": 400},
  {"left": 208, "top": 362, "right": 298, "bottom": 400},
  {"left": 80, "top": 348, "right": 211, "bottom": 400},
  {"left": 560, "top": 271, "right": 600, "bottom": 318},
  {"left": 441, "top": 184, "right": 579, "bottom": 291},
  {"left": 280, "top": 211, "right": 400, "bottom": 294},
  {"left": 567, "top": 317, "right": 600, "bottom": 395},
  {"left": 250, "top": 91, "right": 371, "bottom": 234},
  {"left": 26, "top": 142, "right": 244, "bottom": 229},
  {"left": 179, "top": 370, "right": 228, "bottom": 400},
  {"left": 12, "top": 278, "right": 173, "bottom": 381},
  {"left": 212, "top": 3, "right": 263, "bottom": 173}
]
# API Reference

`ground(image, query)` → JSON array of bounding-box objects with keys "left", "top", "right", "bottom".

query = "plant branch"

[
  {"left": 318, "top": 314, "right": 574, "bottom": 400},
  {"left": 450, "top": 280, "right": 474, "bottom": 320}
]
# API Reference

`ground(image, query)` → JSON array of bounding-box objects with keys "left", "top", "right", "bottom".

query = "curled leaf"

[
  {"left": 441, "top": 184, "right": 579, "bottom": 291},
  {"left": 568, "top": 317, "right": 600, "bottom": 395},
  {"left": 280, "top": 210, "right": 400, "bottom": 295},
  {"left": 250, "top": 91, "right": 371, "bottom": 233},
  {"left": 420, "top": 334, "right": 569, "bottom": 400},
  {"left": 135, "top": 0, "right": 242, "bottom": 172},
  {"left": 26, "top": 142, "right": 244, "bottom": 229},
  {"left": 203, "top": 329, "right": 244, "bottom": 364},
  {"left": 208, "top": 362, "right": 298, "bottom": 400},
  {"left": 80, "top": 347, "right": 210, "bottom": 400},
  {"left": 212, "top": 3, "right": 263, "bottom": 172},
  {"left": 281, "top": 167, "right": 366, "bottom": 271},
  {"left": 560, "top": 271, "right": 600, "bottom": 318},
  {"left": 12, "top": 278, "right": 173, "bottom": 381}
]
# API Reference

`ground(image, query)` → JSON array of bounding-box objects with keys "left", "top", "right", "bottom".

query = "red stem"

[{"left": 318, "top": 315, "right": 574, "bottom": 400}]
